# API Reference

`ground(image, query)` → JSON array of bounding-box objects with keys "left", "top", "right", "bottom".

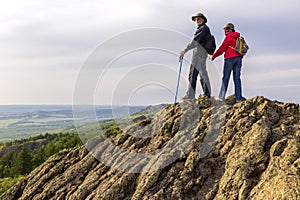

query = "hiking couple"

[{"left": 180, "top": 12, "right": 244, "bottom": 102}]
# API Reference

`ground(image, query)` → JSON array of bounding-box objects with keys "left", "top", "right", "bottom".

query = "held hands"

[{"left": 180, "top": 51, "right": 215, "bottom": 61}]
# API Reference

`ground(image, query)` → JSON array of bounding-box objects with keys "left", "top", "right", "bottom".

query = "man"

[
  {"left": 210, "top": 23, "right": 243, "bottom": 101},
  {"left": 180, "top": 13, "right": 212, "bottom": 99}
]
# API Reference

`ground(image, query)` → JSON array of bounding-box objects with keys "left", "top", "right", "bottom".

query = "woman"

[{"left": 210, "top": 23, "right": 243, "bottom": 101}]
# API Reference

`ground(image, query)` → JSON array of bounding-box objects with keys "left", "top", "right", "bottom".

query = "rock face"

[{"left": 1, "top": 96, "right": 300, "bottom": 200}]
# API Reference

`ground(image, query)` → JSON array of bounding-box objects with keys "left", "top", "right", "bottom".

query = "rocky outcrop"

[{"left": 1, "top": 96, "right": 299, "bottom": 200}]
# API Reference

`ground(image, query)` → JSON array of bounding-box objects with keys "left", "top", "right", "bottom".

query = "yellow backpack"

[{"left": 230, "top": 36, "right": 249, "bottom": 56}]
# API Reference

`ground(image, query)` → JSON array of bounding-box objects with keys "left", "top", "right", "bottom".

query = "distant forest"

[
  {"left": 0, "top": 120, "right": 123, "bottom": 195},
  {"left": 0, "top": 132, "right": 82, "bottom": 178},
  {"left": 0, "top": 132, "right": 83, "bottom": 195}
]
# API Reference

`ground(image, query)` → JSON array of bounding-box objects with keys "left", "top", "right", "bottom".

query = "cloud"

[{"left": 0, "top": 0, "right": 299, "bottom": 104}]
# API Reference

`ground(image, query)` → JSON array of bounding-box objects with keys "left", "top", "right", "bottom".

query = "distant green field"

[
  {"left": 0, "top": 119, "right": 23, "bottom": 128},
  {"left": 0, "top": 105, "right": 146, "bottom": 142},
  {"left": 0, "top": 111, "right": 83, "bottom": 142}
]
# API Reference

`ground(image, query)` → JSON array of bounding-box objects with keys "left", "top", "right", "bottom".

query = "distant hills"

[
  {"left": 0, "top": 105, "right": 145, "bottom": 142},
  {"left": 0, "top": 105, "right": 73, "bottom": 115}
]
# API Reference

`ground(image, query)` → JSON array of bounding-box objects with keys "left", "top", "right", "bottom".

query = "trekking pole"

[{"left": 174, "top": 57, "right": 183, "bottom": 103}]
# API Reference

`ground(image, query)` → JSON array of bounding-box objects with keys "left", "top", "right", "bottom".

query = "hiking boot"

[
  {"left": 214, "top": 96, "right": 225, "bottom": 101},
  {"left": 182, "top": 95, "right": 194, "bottom": 100},
  {"left": 198, "top": 94, "right": 210, "bottom": 99},
  {"left": 214, "top": 97, "right": 223, "bottom": 101}
]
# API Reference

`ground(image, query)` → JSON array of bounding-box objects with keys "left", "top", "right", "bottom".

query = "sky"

[{"left": 0, "top": 0, "right": 299, "bottom": 105}]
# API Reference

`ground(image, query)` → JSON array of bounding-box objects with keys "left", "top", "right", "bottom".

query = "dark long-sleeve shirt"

[{"left": 184, "top": 23, "right": 211, "bottom": 52}]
